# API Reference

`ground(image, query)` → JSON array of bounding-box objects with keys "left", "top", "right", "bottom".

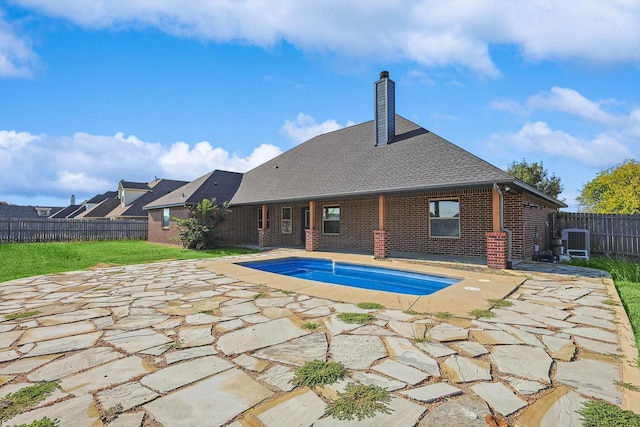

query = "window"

[
  {"left": 323, "top": 205, "right": 340, "bottom": 234},
  {"left": 429, "top": 199, "right": 460, "bottom": 238},
  {"left": 257, "top": 208, "right": 270, "bottom": 229},
  {"left": 281, "top": 207, "right": 292, "bottom": 234},
  {"left": 162, "top": 208, "right": 170, "bottom": 228}
]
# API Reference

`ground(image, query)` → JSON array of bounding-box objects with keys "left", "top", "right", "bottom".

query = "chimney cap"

[{"left": 380, "top": 70, "right": 389, "bottom": 79}]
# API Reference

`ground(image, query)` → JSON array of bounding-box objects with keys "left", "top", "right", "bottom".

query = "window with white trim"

[
  {"left": 322, "top": 205, "right": 340, "bottom": 234},
  {"left": 162, "top": 208, "right": 170, "bottom": 228},
  {"left": 429, "top": 199, "right": 460, "bottom": 238},
  {"left": 257, "top": 208, "right": 270, "bottom": 229},
  {"left": 281, "top": 207, "right": 292, "bottom": 234}
]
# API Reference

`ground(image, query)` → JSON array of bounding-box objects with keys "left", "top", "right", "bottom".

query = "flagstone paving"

[{"left": 0, "top": 256, "right": 637, "bottom": 426}]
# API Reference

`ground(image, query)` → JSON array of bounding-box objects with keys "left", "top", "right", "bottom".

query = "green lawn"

[
  {"left": 571, "top": 257, "right": 640, "bottom": 365},
  {"left": 0, "top": 241, "right": 258, "bottom": 283}
]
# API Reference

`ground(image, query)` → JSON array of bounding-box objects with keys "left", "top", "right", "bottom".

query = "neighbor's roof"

[
  {"left": 143, "top": 170, "right": 243, "bottom": 210},
  {"left": 81, "top": 198, "right": 120, "bottom": 218},
  {"left": 231, "top": 115, "right": 564, "bottom": 206},
  {"left": 86, "top": 191, "right": 117, "bottom": 204},
  {"left": 49, "top": 205, "right": 84, "bottom": 218},
  {"left": 0, "top": 205, "right": 64, "bottom": 219},
  {"left": 120, "top": 180, "right": 151, "bottom": 191},
  {"left": 111, "top": 179, "right": 189, "bottom": 217}
]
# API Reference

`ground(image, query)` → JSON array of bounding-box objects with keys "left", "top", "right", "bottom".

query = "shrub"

[{"left": 173, "top": 198, "right": 231, "bottom": 250}]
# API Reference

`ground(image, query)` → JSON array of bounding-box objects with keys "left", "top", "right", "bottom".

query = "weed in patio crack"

[
  {"left": 326, "top": 383, "right": 393, "bottom": 421},
  {"left": 469, "top": 308, "right": 494, "bottom": 319},
  {"left": 0, "top": 382, "right": 57, "bottom": 421},
  {"left": 4, "top": 311, "right": 41, "bottom": 321},
  {"left": 302, "top": 322, "right": 320, "bottom": 330},
  {"left": 356, "top": 302, "right": 384, "bottom": 310},
  {"left": 291, "top": 360, "right": 348, "bottom": 387},
  {"left": 578, "top": 400, "right": 640, "bottom": 427},
  {"left": 8, "top": 417, "right": 59, "bottom": 427},
  {"left": 337, "top": 312, "right": 376, "bottom": 324}
]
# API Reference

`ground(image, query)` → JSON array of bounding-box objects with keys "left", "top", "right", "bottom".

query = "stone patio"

[{"left": 0, "top": 252, "right": 638, "bottom": 426}]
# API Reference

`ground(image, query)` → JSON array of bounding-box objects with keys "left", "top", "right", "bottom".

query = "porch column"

[
  {"left": 258, "top": 204, "right": 270, "bottom": 247},
  {"left": 374, "top": 195, "right": 390, "bottom": 259},
  {"left": 306, "top": 200, "right": 320, "bottom": 251},
  {"left": 487, "top": 186, "right": 508, "bottom": 268},
  {"left": 486, "top": 231, "right": 508, "bottom": 269}
]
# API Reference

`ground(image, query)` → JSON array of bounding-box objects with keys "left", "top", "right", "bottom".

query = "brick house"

[{"left": 146, "top": 72, "right": 565, "bottom": 268}]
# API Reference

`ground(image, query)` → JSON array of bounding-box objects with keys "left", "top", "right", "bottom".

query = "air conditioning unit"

[{"left": 561, "top": 228, "right": 590, "bottom": 260}]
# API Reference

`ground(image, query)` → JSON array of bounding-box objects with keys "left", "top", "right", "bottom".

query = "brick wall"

[
  {"left": 486, "top": 231, "right": 508, "bottom": 269},
  {"left": 204, "top": 187, "right": 559, "bottom": 260},
  {"left": 387, "top": 188, "right": 493, "bottom": 257},
  {"left": 147, "top": 207, "right": 188, "bottom": 245}
]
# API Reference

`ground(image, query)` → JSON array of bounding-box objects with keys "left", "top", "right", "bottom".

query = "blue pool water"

[{"left": 237, "top": 257, "right": 459, "bottom": 296}]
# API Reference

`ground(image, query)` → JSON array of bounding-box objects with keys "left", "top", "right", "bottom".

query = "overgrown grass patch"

[
  {"left": 326, "top": 383, "right": 393, "bottom": 421},
  {"left": 336, "top": 312, "right": 376, "bottom": 324},
  {"left": 578, "top": 400, "right": 640, "bottom": 427},
  {"left": 291, "top": 360, "right": 347, "bottom": 387},
  {"left": 4, "top": 311, "right": 41, "bottom": 321},
  {"left": 0, "top": 241, "right": 259, "bottom": 283},
  {"left": 356, "top": 302, "right": 384, "bottom": 310},
  {"left": 0, "top": 382, "right": 58, "bottom": 421}
]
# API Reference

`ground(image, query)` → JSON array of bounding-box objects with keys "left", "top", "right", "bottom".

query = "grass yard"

[
  {"left": 0, "top": 241, "right": 259, "bottom": 283},
  {"left": 571, "top": 257, "right": 640, "bottom": 365}
]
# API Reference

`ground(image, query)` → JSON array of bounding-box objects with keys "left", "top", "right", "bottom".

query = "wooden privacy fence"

[
  {"left": 551, "top": 212, "right": 640, "bottom": 257},
  {"left": 0, "top": 218, "right": 148, "bottom": 243}
]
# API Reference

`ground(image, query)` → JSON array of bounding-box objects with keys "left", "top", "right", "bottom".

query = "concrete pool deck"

[{"left": 0, "top": 250, "right": 638, "bottom": 426}]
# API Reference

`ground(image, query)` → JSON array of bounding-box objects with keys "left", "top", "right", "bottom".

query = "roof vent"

[{"left": 374, "top": 71, "right": 395, "bottom": 146}]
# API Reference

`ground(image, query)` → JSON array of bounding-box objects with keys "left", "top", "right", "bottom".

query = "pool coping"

[{"left": 200, "top": 250, "right": 525, "bottom": 317}]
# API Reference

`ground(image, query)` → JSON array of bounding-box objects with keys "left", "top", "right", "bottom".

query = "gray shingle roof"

[
  {"left": 231, "top": 115, "right": 521, "bottom": 205},
  {"left": 120, "top": 181, "right": 151, "bottom": 190},
  {"left": 0, "top": 206, "right": 64, "bottom": 219},
  {"left": 143, "top": 171, "right": 242, "bottom": 210},
  {"left": 119, "top": 179, "right": 189, "bottom": 217}
]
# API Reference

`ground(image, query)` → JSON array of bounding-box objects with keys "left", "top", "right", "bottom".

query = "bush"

[{"left": 173, "top": 198, "right": 231, "bottom": 250}]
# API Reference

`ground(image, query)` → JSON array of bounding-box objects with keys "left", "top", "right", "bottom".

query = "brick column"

[
  {"left": 373, "top": 230, "right": 390, "bottom": 259},
  {"left": 258, "top": 228, "right": 270, "bottom": 247},
  {"left": 305, "top": 229, "right": 320, "bottom": 252},
  {"left": 486, "top": 231, "right": 508, "bottom": 269}
]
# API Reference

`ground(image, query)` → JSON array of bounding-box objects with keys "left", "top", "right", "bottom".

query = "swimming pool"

[{"left": 237, "top": 257, "right": 460, "bottom": 296}]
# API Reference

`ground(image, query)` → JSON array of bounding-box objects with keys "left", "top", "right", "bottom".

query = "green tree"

[
  {"left": 173, "top": 198, "right": 231, "bottom": 249},
  {"left": 507, "top": 159, "right": 563, "bottom": 198},
  {"left": 577, "top": 159, "right": 640, "bottom": 214}
]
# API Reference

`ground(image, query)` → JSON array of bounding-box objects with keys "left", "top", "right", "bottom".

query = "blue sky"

[{"left": 1, "top": 0, "right": 639, "bottom": 211}]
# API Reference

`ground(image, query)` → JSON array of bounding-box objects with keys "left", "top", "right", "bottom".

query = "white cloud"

[
  {"left": 0, "top": 129, "right": 282, "bottom": 202},
  {"left": 0, "top": 10, "right": 38, "bottom": 77},
  {"left": 493, "top": 121, "right": 631, "bottom": 168},
  {"left": 8, "top": 0, "right": 639, "bottom": 78},
  {"left": 158, "top": 141, "right": 281, "bottom": 176},
  {"left": 528, "top": 87, "right": 619, "bottom": 126},
  {"left": 280, "top": 113, "right": 355, "bottom": 145}
]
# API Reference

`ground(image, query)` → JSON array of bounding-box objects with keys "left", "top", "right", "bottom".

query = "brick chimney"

[{"left": 374, "top": 71, "right": 395, "bottom": 146}]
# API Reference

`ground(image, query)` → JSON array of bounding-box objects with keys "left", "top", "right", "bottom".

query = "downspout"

[{"left": 494, "top": 183, "right": 513, "bottom": 268}]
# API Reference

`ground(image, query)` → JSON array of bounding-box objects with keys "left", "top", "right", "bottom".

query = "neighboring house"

[
  {"left": 143, "top": 170, "right": 243, "bottom": 243},
  {"left": 0, "top": 205, "right": 64, "bottom": 219},
  {"left": 147, "top": 72, "right": 565, "bottom": 268},
  {"left": 72, "top": 179, "right": 188, "bottom": 220}
]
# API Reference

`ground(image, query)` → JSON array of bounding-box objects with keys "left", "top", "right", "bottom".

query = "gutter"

[{"left": 493, "top": 183, "right": 513, "bottom": 268}]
